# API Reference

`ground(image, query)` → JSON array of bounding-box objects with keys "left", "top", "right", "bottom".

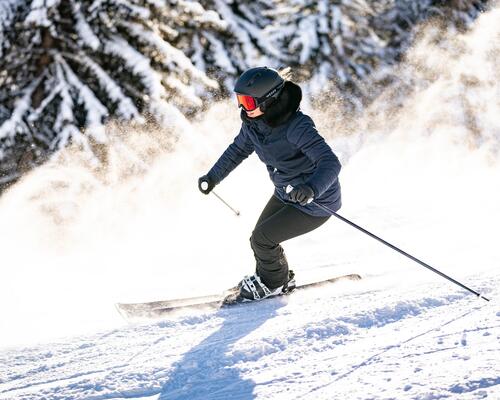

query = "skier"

[{"left": 198, "top": 67, "right": 342, "bottom": 302}]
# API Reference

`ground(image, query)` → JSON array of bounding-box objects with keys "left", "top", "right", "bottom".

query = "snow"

[
  {"left": 0, "top": 78, "right": 39, "bottom": 142},
  {"left": 1, "top": 7, "right": 500, "bottom": 399},
  {"left": 103, "top": 35, "right": 192, "bottom": 130},
  {"left": 77, "top": 54, "right": 139, "bottom": 120},
  {"left": 73, "top": 2, "right": 100, "bottom": 51},
  {"left": 25, "top": 0, "right": 60, "bottom": 27},
  {"left": 213, "top": 0, "right": 272, "bottom": 66},
  {"left": 290, "top": 15, "right": 319, "bottom": 64},
  {"left": 0, "top": 274, "right": 497, "bottom": 399},
  {"left": 114, "top": 0, "right": 150, "bottom": 20},
  {"left": 58, "top": 56, "right": 108, "bottom": 144},
  {"left": 0, "top": 0, "right": 23, "bottom": 57},
  {"left": 123, "top": 21, "right": 219, "bottom": 89},
  {"left": 52, "top": 82, "right": 80, "bottom": 150},
  {"left": 0, "top": 93, "right": 499, "bottom": 397},
  {"left": 204, "top": 31, "right": 238, "bottom": 74}
]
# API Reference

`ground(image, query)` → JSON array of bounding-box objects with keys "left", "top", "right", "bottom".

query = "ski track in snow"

[{"left": 0, "top": 272, "right": 498, "bottom": 400}]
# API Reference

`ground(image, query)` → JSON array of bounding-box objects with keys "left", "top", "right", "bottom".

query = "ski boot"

[
  {"left": 283, "top": 269, "right": 296, "bottom": 293},
  {"left": 225, "top": 270, "right": 296, "bottom": 304}
]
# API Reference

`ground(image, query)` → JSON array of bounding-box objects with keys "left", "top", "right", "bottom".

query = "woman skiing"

[{"left": 198, "top": 67, "right": 342, "bottom": 302}]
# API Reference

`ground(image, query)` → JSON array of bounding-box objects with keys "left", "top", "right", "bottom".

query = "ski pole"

[
  {"left": 200, "top": 181, "right": 240, "bottom": 216},
  {"left": 285, "top": 185, "right": 490, "bottom": 302},
  {"left": 211, "top": 190, "right": 241, "bottom": 216}
]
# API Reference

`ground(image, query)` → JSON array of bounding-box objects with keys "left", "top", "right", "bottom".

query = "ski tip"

[
  {"left": 115, "top": 303, "right": 132, "bottom": 321},
  {"left": 115, "top": 303, "right": 163, "bottom": 320}
]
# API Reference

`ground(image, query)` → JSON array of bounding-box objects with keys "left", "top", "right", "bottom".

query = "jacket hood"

[
  {"left": 240, "top": 81, "right": 302, "bottom": 128},
  {"left": 263, "top": 81, "right": 302, "bottom": 127}
]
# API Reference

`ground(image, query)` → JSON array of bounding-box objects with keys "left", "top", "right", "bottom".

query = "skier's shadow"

[{"left": 159, "top": 299, "right": 285, "bottom": 400}]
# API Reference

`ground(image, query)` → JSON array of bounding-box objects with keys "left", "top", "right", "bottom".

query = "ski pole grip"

[
  {"left": 201, "top": 181, "right": 209, "bottom": 191},
  {"left": 285, "top": 185, "right": 313, "bottom": 204}
]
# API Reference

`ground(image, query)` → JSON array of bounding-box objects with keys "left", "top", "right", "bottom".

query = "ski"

[{"left": 116, "top": 273, "right": 361, "bottom": 319}]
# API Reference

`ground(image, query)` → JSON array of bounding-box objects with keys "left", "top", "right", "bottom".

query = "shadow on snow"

[{"left": 159, "top": 299, "right": 286, "bottom": 400}]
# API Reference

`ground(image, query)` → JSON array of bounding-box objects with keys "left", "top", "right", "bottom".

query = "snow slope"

[
  {"left": 0, "top": 271, "right": 498, "bottom": 400},
  {"left": 1, "top": 5, "right": 500, "bottom": 400}
]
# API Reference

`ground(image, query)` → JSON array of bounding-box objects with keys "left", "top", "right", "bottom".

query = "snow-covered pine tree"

[
  {"left": 183, "top": 0, "right": 391, "bottom": 112},
  {"left": 375, "top": 0, "right": 488, "bottom": 56},
  {"left": 0, "top": 0, "right": 24, "bottom": 127},
  {"left": 185, "top": 0, "right": 287, "bottom": 92},
  {"left": 0, "top": 0, "right": 491, "bottom": 190},
  {"left": 0, "top": 0, "right": 221, "bottom": 182},
  {"left": 261, "top": 0, "right": 390, "bottom": 107},
  {"left": 203, "top": 0, "right": 488, "bottom": 110},
  {"left": 366, "top": 0, "right": 489, "bottom": 106},
  {"left": 0, "top": 0, "right": 31, "bottom": 182},
  {"left": 0, "top": 1, "right": 24, "bottom": 58},
  {"left": 436, "top": 0, "right": 487, "bottom": 28}
]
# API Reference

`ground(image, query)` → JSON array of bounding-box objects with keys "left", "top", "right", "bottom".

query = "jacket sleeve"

[
  {"left": 287, "top": 116, "right": 341, "bottom": 198},
  {"left": 207, "top": 127, "right": 255, "bottom": 184}
]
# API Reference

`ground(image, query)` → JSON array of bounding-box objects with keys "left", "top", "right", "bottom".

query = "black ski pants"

[{"left": 250, "top": 195, "right": 330, "bottom": 289}]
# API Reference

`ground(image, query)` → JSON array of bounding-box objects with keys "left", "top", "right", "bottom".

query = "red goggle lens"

[{"left": 236, "top": 94, "right": 257, "bottom": 111}]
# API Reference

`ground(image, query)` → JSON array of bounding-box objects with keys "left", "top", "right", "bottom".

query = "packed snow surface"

[
  {"left": 0, "top": 272, "right": 498, "bottom": 400},
  {"left": 1, "top": 7, "right": 500, "bottom": 399},
  {"left": 1, "top": 102, "right": 499, "bottom": 399}
]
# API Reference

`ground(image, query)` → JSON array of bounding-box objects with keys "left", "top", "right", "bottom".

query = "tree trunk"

[{"left": 31, "top": 27, "right": 54, "bottom": 108}]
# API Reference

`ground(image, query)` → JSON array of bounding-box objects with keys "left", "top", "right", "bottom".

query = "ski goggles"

[{"left": 236, "top": 94, "right": 258, "bottom": 111}]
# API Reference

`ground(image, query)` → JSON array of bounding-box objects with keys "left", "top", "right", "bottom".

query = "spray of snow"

[{"left": 0, "top": 6, "right": 499, "bottom": 349}]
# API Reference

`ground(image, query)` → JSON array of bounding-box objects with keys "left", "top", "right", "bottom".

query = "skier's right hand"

[{"left": 198, "top": 174, "right": 215, "bottom": 195}]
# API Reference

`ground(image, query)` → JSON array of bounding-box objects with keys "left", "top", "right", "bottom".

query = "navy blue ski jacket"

[{"left": 208, "top": 85, "right": 341, "bottom": 217}]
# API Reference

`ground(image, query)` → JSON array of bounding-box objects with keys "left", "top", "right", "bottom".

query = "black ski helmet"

[{"left": 234, "top": 67, "right": 285, "bottom": 109}]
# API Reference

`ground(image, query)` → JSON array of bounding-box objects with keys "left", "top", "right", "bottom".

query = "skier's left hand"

[
  {"left": 288, "top": 184, "right": 314, "bottom": 206},
  {"left": 198, "top": 174, "right": 215, "bottom": 195}
]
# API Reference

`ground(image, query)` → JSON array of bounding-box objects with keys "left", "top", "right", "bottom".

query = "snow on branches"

[
  {"left": 0, "top": 0, "right": 491, "bottom": 188},
  {"left": 0, "top": 0, "right": 219, "bottom": 178},
  {"left": 1, "top": 0, "right": 26, "bottom": 59}
]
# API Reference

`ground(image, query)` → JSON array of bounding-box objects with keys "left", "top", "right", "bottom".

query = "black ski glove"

[
  {"left": 198, "top": 174, "right": 216, "bottom": 195},
  {"left": 288, "top": 184, "right": 315, "bottom": 206}
]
